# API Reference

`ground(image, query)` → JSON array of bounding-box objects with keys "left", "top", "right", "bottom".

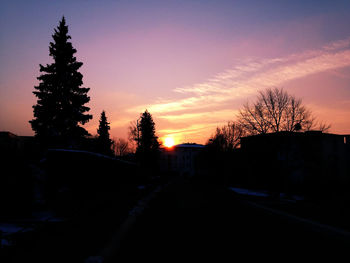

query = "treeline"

[
  {"left": 1, "top": 17, "right": 163, "bottom": 220},
  {"left": 207, "top": 87, "right": 330, "bottom": 151},
  {"left": 29, "top": 17, "right": 160, "bottom": 165},
  {"left": 200, "top": 88, "right": 350, "bottom": 203}
]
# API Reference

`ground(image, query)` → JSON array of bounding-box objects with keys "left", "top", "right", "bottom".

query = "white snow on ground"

[
  {"left": 229, "top": 187, "right": 269, "bottom": 197},
  {"left": 85, "top": 256, "right": 104, "bottom": 263},
  {"left": 229, "top": 187, "right": 305, "bottom": 201},
  {"left": 32, "top": 211, "right": 54, "bottom": 221},
  {"left": 0, "top": 213, "right": 64, "bottom": 236},
  {"left": 1, "top": 238, "right": 12, "bottom": 246},
  {"left": 32, "top": 211, "right": 64, "bottom": 222},
  {"left": 279, "top": 193, "right": 304, "bottom": 201},
  {"left": 0, "top": 224, "right": 23, "bottom": 234},
  {"left": 0, "top": 214, "right": 64, "bottom": 248},
  {"left": 0, "top": 223, "right": 34, "bottom": 239},
  {"left": 291, "top": 195, "right": 304, "bottom": 201}
]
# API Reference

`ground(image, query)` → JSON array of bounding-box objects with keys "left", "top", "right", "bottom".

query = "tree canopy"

[
  {"left": 30, "top": 17, "right": 92, "bottom": 147},
  {"left": 207, "top": 88, "right": 331, "bottom": 152},
  {"left": 129, "top": 110, "right": 160, "bottom": 164},
  {"left": 207, "top": 121, "right": 247, "bottom": 151},
  {"left": 237, "top": 88, "right": 330, "bottom": 135},
  {"left": 138, "top": 110, "right": 159, "bottom": 155},
  {"left": 114, "top": 138, "right": 130, "bottom": 157},
  {"left": 97, "top": 110, "right": 113, "bottom": 156}
]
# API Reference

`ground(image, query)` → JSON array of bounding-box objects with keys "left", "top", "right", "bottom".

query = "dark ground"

[
  {"left": 2, "top": 184, "right": 151, "bottom": 263},
  {"left": 111, "top": 177, "right": 350, "bottom": 262},
  {"left": 3, "top": 176, "right": 350, "bottom": 262}
]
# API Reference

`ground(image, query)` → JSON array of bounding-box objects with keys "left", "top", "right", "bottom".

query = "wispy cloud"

[
  {"left": 158, "top": 109, "right": 239, "bottom": 123},
  {"left": 132, "top": 38, "right": 350, "bottom": 142}
]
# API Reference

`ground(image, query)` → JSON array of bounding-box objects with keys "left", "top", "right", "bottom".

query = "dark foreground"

[
  {"left": 3, "top": 176, "right": 350, "bottom": 262},
  {"left": 111, "top": 177, "right": 350, "bottom": 262}
]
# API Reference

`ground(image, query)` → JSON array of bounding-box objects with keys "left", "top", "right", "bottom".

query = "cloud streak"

[{"left": 131, "top": 37, "right": 350, "bottom": 143}]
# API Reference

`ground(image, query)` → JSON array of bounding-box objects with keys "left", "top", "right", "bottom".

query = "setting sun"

[{"left": 163, "top": 137, "right": 175, "bottom": 148}]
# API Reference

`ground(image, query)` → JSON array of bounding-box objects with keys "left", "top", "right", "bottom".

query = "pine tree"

[
  {"left": 97, "top": 110, "right": 113, "bottom": 156},
  {"left": 137, "top": 110, "right": 160, "bottom": 163},
  {"left": 30, "top": 17, "right": 92, "bottom": 147}
]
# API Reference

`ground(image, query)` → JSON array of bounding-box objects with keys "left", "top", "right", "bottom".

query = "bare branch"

[
  {"left": 207, "top": 121, "right": 247, "bottom": 151},
  {"left": 237, "top": 87, "right": 330, "bottom": 135}
]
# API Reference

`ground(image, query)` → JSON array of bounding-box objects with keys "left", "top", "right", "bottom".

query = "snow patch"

[
  {"left": 229, "top": 187, "right": 305, "bottom": 201},
  {"left": 0, "top": 224, "right": 23, "bottom": 234},
  {"left": 229, "top": 187, "right": 269, "bottom": 197},
  {"left": 1, "top": 238, "right": 12, "bottom": 247}
]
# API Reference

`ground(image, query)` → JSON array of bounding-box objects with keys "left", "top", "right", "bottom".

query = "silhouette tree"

[
  {"left": 130, "top": 110, "right": 159, "bottom": 166},
  {"left": 30, "top": 17, "right": 92, "bottom": 147},
  {"left": 207, "top": 121, "right": 246, "bottom": 151},
  {"left": 97, "top": 111, "right": 113, "bottom": 156},
  {"left": 128, "top": 120, "right": 140, "bottom": 150},
  {"left": 114, "top": 138, "right": 130, "bottom": 156},
  {"left": 237, "top": 88, "right": 330, "bottom": 135},
  {"left": 138, "top": 110, "right": 159, "bottom": 154}
]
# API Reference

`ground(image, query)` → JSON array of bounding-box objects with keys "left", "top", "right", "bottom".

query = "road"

[{"left": 109, "top": 177, "right": 350, "bottom": 262}]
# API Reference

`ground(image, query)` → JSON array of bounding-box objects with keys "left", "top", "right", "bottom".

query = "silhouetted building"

[
  {"left": 240, "top": 131, "right": 350, "bottom": 196},
  {"left": 0, "top": 131, "right": 19, "bottom": 153},
  {"left": 0, "top": 131, "right": 39, "bottom": 159},
  {"left": 160, "top": 143, "right": 205, "bottom": 176}
]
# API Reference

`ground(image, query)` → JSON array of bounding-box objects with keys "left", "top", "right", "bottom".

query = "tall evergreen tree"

[
  {"left": 30, "top": 17, "right": 92, "bottom": 147},
  {"left": 136, "top": 110, "right": 160, "bottom": 164},
  {"left": 97, "top": 110, "right": 113, "bottom": 156}
]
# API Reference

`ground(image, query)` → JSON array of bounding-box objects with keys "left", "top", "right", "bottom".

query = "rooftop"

[{"left": 175, "top": 143, "right": 205, "bottom": 148}]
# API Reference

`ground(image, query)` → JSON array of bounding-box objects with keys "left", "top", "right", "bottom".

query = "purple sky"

[{"left": 1, "top": 0, "right": 350, "bottom": 144}]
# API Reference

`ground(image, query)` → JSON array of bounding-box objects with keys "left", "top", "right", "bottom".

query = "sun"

[{"left": 164, "top": 137, "right": 175, "bottom": 148}]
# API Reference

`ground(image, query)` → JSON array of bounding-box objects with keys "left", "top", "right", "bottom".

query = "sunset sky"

[{"left": 1, "top": 0, "right": 350, "bottom": 144}]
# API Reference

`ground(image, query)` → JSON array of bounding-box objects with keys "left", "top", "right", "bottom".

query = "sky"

[{"left": 1, "top": 0, "right": 350, "bottom": 144}]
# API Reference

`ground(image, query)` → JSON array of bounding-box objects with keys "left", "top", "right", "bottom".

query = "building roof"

[
  {"left": 0, "top": 131, "right": 18, "bottom": 138},
  {"left": 241, "top": 131, "right": 350, "bottom": 141},
  {"left": 174, "top": 143, "right": 205, "bottom": 148},
  {"left": 160, "top": 143, "right": 205, "bottom": 151}
]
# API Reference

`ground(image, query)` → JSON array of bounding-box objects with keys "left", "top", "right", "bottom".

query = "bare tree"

[
  {"left": 238, "top": 101, "right": 270, "bottom": 135},
  {"left": 128, "top": 120, "right": 140, "bottom": 149},
  {"left": 259, "top": 88, "right": 289, "bottom": 132},
  {"left": 114, "top": 138, "right": 130, "bottom": 156},
  {"left": 207, "top": 121, "right": 247, "bottom": 151},
  {"left": 304, "top": 119, "right": 331, "bottom": 132},
  {"left": 238, "top": 88, "right": 331, "bottom": 135}
]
